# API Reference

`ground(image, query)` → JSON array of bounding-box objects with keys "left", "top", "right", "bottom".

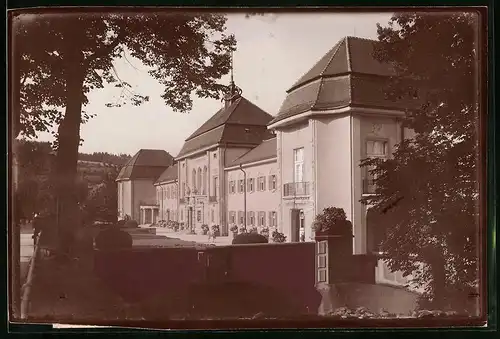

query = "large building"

[
  {"left": 116, "top": 149, "right": 174, "bottom": 223},
  {"left": 117, "top": 37, "right": 418, "bottom": 287}
]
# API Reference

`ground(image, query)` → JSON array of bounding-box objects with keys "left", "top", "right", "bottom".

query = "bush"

[
  {"left": 312, "top": 207, "right": 352, "bottom": 235},
  {"left": 232, "top": 232, "right": 268, "bottom": 244},
  {"left": 211, "top": 225, "right": 220, "bottom": 236},
  {"left": 272, "top": 230, "right": 286, "bottom": 243},
  {"left": 116, "top": 219, "right": 126, "bottom": 228},
  {"left": 201, "top": 224, "right": 209, "bottom": 235}
]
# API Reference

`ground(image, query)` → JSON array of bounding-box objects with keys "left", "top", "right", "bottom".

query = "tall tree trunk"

[{"left": 54, "top": 59, "right": 86, "bottom": 258}]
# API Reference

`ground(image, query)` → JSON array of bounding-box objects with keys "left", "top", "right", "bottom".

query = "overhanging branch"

[{"left": 85, "top": 31, "right": 125, "bottom": 65}]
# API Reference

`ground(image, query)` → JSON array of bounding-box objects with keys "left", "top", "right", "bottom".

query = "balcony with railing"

[{"left": 283, "top": 182, "right": 310, "bottom": 197}]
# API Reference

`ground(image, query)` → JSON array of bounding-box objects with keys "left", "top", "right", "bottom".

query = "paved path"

[{"left": 142, "top": 226, "right": 233, "bottom": 246}]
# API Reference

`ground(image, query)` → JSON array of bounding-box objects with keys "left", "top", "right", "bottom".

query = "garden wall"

[{"left": 93, "top": 242, "right": 419, "bottom": 318}]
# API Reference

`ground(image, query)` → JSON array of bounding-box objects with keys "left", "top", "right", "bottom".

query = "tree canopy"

[
  {"left": 361, "top": 12, "right": 480, "bottom": 312},
  {"left": 13, "top": 11, "right": 236, "bottom": 139},
  {"left": 12, "top": 11, "right": 236, "bottom": 254}
]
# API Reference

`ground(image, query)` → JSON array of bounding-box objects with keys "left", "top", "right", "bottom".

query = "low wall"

[{"left": 94, "top": 242, "right": 419, "bottom": 318}]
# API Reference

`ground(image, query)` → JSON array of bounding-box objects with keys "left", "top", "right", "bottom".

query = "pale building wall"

[
  {"left": 118, "top": 180, "right": 133, "bottom": 220},
  {"left": 156, "top": 181, "right": 179, "bottom": 221},
  {"left": 225, "top": 160, "right": 280, "bottom": 232},
  {"left": 314, "top": 114, "right": 353, "bottom": 230},
  {"left": 277, "top": 121, "right": 315, "bottom": 242},
  {"left": 132, "top": 179, "right": 156, "bottom": 222}
]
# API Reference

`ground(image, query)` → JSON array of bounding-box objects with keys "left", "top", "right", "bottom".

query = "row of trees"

[
  {"left": 15, "top": 139, "right": 121, "bottom": 223},
  {"left": 12, "top": 11, "right": 480, "bottom": 313}
]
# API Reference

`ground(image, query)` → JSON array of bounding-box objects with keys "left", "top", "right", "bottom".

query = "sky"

[{"left": 33, "top": 12, "right": 392, "bottom": 156}]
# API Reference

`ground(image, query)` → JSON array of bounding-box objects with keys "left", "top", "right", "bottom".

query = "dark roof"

[
  {"left": 228, "top": 137, "right": 277, "bottom": 168},
  {"left": 270, "top": 37, "right": 419, "bottom": 126},
  {"left": 116, "top": 149, "right": 174, "bottom": 181},
  {"left": 177, "top": 96, "right": 274, "bottom": 158},
  {"left": 155, "top": 164, "right": 178, "bottom": 184}
]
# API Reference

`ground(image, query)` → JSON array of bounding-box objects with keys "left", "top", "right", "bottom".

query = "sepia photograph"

[{"left": 8, "top": 7, "right": 489, "bottom": 330}]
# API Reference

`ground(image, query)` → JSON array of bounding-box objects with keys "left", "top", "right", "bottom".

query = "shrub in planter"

[
  {"left": 260, "top": 227, "right": 270, "bottom": 239},
  {"left": 124, "top": 219, "right": 139, "bottom": 228},
  {"left": 211, "top": 225, "right": 220, "bottom": 236},
  {"left": 232, "top": 232, "right": 268, "bottom": 244},
  {"left": 239, "top": 226, "right": 247, "bottom": 234},
  {"left": 272, "top": 230, "right": 287, "bottom": 243},
  {"left": 201, "top": 224, "right": 209, "bottom": 235},
  {"left": 249, "top": 226, "right": 258, "bottom": 234},
  {"left": 312, "top": 207, "right": 352, "bottom": 237},
  {"left": 229, "top": 224, "right": 238, "bottom": 236}
]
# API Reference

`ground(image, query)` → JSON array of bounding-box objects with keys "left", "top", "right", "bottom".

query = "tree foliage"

[
  {"left": 361, "top": 12, "right": 480, "bottom": 312},
  {"left": 12, "top": 11, "right": 236, "bottom": 255},
  {"left": 13, "top": 11, "right": 236, "bottom": 138}
]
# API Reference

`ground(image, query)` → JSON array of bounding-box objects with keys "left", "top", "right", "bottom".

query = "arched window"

[
  {"left": 197, "top": 168, "right": 202, "bottom": 194},
  {"left": 203, "top": 166, "right": 208, "bottom": 195},
  {"left": 192, "top": 169, "right": 196, "bottom": 191},
  {"left": 366, "top": 207, "right": 385, "bottom": 254}
]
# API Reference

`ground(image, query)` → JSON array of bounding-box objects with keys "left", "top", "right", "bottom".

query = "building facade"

[
  {"left": 224, "top": 137, "right": 280, "bottom": 234},
  {"left": 117, "top": 36, "right": 422, "bottom": 290},
  {"left": 116, "top": 149, "right": 174, "bottom": 223}
]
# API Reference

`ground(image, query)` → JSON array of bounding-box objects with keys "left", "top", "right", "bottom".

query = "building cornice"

[
  {"left": 154, "top": 179, "right": 178, "bottom": 186},
  {"left": 224, "top": 157, "right": 277, "bottom": 171},
  {"left": 268, "top": 106, "right": 406, "bottom": 130}
]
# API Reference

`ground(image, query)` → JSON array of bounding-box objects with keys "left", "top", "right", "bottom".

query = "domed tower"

[{"left": 269, "top": 36, "right": 418, "bottom": 252}]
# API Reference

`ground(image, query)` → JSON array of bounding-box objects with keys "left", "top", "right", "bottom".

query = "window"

[
  {"left": 229, "top": 180, "right": 236, "bottom": 194},
  {"left": 213, "top": 176, "right": 219, "bottom": 197},
  {"left": 182, "top": 183, "right": 186, "bottom": 198},
  {"left": 238, "top": 211, "right": 244, "bottom": 225},
  {"left": 229, "top": 211, "right": 236, "bottom": 224},
  {"left": 211, "top": 209, "right": 215, "bottom": 223},
  {"left": 258, "top": 211, "right": 266, "bottom": 227},
  {"left": 192, "top": 169, "right": 197, "bottom": 192},
  {"left": 197, "top": 168, "right": 202, "bottom": 194},
  {"left": 293, "top": 148, "right": 304, "bottom": 183},
  {"left": 238, "top": 179, "right": 244, "bottom": 193},
  {"left": 257, "top": 177, "right": 266, "bottom": 191},
  {"left": 173, "top": 186, "right": 177, "bottom": 198},
  {"left": 203, "top": 166, "right": 208, "bottom": 195},
  {"left": 269, "top": 211, "right": 277, "bottom": 227},
  {"left": 181, "top": 209, "right": 184, "bottom": 221},
  {"left": 248, "top": 211, "right": 255, "bottom": 226},
  {"left": 247, "top": 178, "right": 255, "bottom": 192},
  {"left": 269, "top": 175, "right": 277, "bottom": 190},
  {"left": 166, "top": 186, "right": 170, "bottom": 199},
  {"left": 197, "top": 210, "right": 202, "bottom": 222},
  {"left": 364, "top": 140, "right": 389, "bottom": 194}
]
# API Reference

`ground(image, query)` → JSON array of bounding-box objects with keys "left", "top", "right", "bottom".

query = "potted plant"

[
  {"left": 249, "top": 226, "right": 258, "bottom": 234},
  {"left": 272, "top": 230, "right": 286, "bottom": 243},
  {"left": 239, "top": 226, "right": 247, "bottom": 234},
  {"left": 230, "top": 224, "right": 238, "bottom": 236},
  {"left": 260, "top": 227, "right": 270, "bottom": 240},
  {"left": 201, "top": 224, "right": 209, "bottom": 235},
  {"left": 211, "top": 224, "right": 220, "bottom": 237},
  {"left": 312, "top": 207, "right": 353, "bottom": 237},
  {"left": 173, "top": 222, "right": 180, "bottom": 232}
]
